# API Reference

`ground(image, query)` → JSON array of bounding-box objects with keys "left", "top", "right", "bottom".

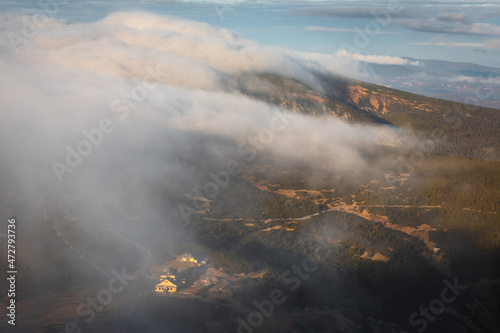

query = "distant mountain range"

[{"left": 351, "top": 58, "right": 500, "bottom": 109}]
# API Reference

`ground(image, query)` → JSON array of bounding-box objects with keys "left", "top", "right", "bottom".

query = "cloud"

[
  {"left": 306, "top": 26, "right": 402, "bottom": 35},
  {"left": 412, "top": 35, "right": 500, "bottom": 48},
  {"left": 296, "top": 6, "right": 417, "bottom": 19},
  {"left": 3, "top": 11, "right": 332, "bottom": 91},
  {"left": 351, "top": 53, "right": 421, "bottom": 66},
  {"left": 0, "top": 11, "right": 405, "bottom": 234},
  {"left": 331, "top": 50, "right": 421, "bottom": 66},
  {"left": 436, "top": 12, "right": 470, "bottom": 23},
  {"left": 395, "top": 12, "right": 500, "bottom": 36},
  {"left": 446, "top": 75, "right": 500, "bottom": 85}
]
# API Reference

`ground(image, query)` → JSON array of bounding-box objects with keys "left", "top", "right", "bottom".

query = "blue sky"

[{"left": 2, "top": 0, "right": 500, "bottom": 67}]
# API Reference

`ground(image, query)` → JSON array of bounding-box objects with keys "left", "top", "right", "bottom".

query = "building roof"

[{"left": 156, "top": 279, "right": 177, "bottom": 288}]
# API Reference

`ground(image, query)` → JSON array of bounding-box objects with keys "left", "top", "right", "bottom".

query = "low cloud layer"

[
  {"left": 395, "top": 15, "right": 500, "bottom": 36},
  {"left": 2, "top": 11, "right": 362, "bottom": 92},
  {"left": 0, "top": 11, "right": 405, "bottom": 231},
  {"left": 413, "top": 35, "right": 500, "bottom": 49},
  {"left": 343, "top": 51, "right": 421, "bottom": 66},
  {"left": 306, "top": 25, "right": 402, "bottom": 35}
]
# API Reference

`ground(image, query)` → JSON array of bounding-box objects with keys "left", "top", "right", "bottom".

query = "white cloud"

[
  {"left": 411, "top": 35, "right": 497, "bottom": 48},
  {"left": 3, "top": 11, "right": 334, "bottom": 92},
  {"left": 395, "top": 15, "right": 500, "bottom": 36},
  {"left": 332, "top": 50, "right": 421, "bottom": 66},
  {"left": 306, "top": 26, "right": 402, "bottom": 35},
  {"left": 352, "top": 53, "right": 421, "bottom": 66},
  {"left": 446, "top": 75, "right": 500, "bottom": 84},
  {"left": 0, "top": 11, "right": 406, "bottom": 232}
]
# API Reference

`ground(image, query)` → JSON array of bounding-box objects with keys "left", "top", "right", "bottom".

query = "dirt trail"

[
  {"left": 202, "top": 203, "right": 443, "bottom": 224},
  {"left": 202, "top": 202, "right": 448, "bottom": 267},
  {"left": 463, "top": 207, "right": 497, "bottom": 214}
]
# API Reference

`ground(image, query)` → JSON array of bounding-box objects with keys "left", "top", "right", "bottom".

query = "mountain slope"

[{"left": 244, "top": 73, "right": 499, "bottom": 161}]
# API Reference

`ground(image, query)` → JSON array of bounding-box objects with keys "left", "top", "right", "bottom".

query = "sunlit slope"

[{"left": 247, "top": 74, "right": 499, "bottom": 161}]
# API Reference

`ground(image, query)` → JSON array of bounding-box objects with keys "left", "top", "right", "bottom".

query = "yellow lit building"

[
  {"left": 155, "top": 278, "right": 177, "bottom": 293},
  {"left": 180, "top": 253, "right": 198, "bottom": 264}
]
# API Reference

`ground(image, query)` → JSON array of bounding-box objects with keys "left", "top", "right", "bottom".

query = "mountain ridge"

[{"left": 241, "top": 72, "right": 499, "bottom": 161}]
